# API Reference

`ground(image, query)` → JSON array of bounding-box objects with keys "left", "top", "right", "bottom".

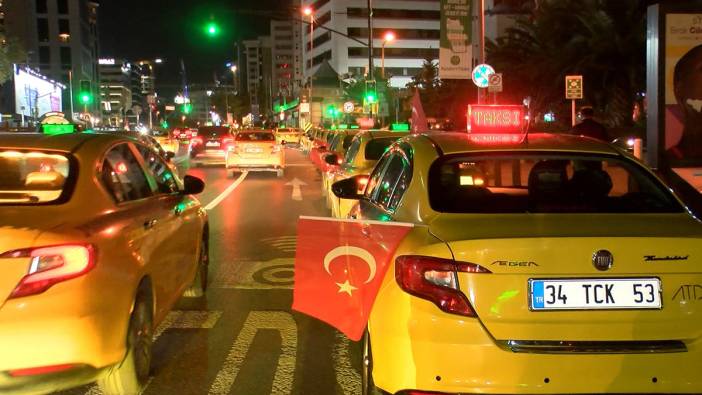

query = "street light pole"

[
  {"left": 367, "top": 0, "right": 374, "bottom": 122},
  {"left": 381, "top": 31, "right": 395, "bottom": 79}
]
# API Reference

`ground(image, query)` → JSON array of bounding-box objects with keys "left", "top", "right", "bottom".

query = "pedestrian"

[{"left": 572, "top": 106, "right": 608, "bottom": 141}]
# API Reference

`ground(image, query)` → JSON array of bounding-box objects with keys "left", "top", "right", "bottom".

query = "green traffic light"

[
  {"left": 79, "top": 93, "right": 92, "bottom": 105},
  {"left": 205, "top": 22, "right": 219, "bottom": 36},
  {"left": 365, "top": 93, "right": 377, "bottom": 104}
]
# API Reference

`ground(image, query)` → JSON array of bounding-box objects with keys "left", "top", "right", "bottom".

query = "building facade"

[
  {"left": 98, "top": 58, "right": 146, "bottom": 127},
  {"left": 3, "top": 0, "right": 100, "bottom": 118},
  {"left": 242, "top": 37, "right": 272, "bottom": 118},
  {"left": 300, "top": 0, "right": 440, "bottom": 88}
]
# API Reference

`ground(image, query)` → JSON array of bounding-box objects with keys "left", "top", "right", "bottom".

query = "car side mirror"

[
  {"left": 324, "top": 153, "right": 339, "bottom": 166},
  {"left": 332, "top": 175, "right": 369, "bottom": 200},
  {"left": 182, "top": 175, "right": 205, "bottom": 195}
]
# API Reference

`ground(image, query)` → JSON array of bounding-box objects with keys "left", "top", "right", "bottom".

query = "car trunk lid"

[{"left": 429, "top": 213, "right": 702, "bottom": 342}]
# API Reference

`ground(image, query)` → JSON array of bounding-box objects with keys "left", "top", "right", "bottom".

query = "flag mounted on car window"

[{"left": 292, "top": 216, "right": 414, "bottom": 341}]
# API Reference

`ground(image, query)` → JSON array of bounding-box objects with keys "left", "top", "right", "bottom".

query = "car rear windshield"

[
  {"left": 199, "top": 126, "right": 230, "bottom": 137},
  {"left": 365, "top": 137, "right": 398, "bottom": 160},
  {"left": 429, "top": 153, "right": 684, "bottom": 214},
  {"left": 0, "top": 150, "right": 73, "bottom": 205},
  {"left": 236, "top": 132, "right": 275, "bottom": 141}
]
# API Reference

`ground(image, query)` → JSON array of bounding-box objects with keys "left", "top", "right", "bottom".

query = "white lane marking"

[
  {"left": 334, "top": 333, "right": 362, "bottom": 395},
  {"left": 285, "top": 177, "right": 307, "bottom": 201},
  {"left": 212, "top": 258, "right": 294, "bottom": 290},
  {"left": 83, "top": 310, "right": 222, "bottom": 395},
  {"left": 204, "top": 171, "right": 248, "bottom": 210},
  {"left": 209, "top": 311, "right": 297, "bottom": 395}
]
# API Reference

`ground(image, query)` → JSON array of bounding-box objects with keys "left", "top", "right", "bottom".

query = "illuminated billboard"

[{"left": 13, "top": 65, "right": 64, "bottom": 118}]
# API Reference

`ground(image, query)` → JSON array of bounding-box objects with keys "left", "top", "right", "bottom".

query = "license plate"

[
  {"left": 529, "top": 278, "right": 662, "bottom": 310},
  {"left": 206, "top": 141, "right": 220, "bottom": 147},
  {"left": 246, "top": 147, "right": 263, "bottom": 153}
]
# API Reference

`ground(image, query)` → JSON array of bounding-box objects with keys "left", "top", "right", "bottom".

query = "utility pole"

[{"left": 367, "top": 0, "right": 374, "bottom": 122}]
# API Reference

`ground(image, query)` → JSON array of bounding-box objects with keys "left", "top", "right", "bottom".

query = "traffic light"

[
  {"left": 205, "top": 21, "right": 220, "bottom": 37},
  {"left": 78, "top": 80, "right": 93, "bottom": 105},
  {"left": 364, "top": 80, "right": 377, "bottom": 104}
]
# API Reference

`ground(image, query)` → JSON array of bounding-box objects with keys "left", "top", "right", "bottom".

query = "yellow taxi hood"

[{"left": 428, "top": 212, "right": 702, "bottom": 243}]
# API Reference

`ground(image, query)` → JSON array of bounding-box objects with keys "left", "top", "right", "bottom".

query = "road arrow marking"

[{"left": 285, "top": 178, "right": 307, "bottom": 201}]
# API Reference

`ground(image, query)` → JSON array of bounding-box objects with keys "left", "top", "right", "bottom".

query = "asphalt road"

[{"left": 58, "top": 147, "right": 363, "bottom": 395}]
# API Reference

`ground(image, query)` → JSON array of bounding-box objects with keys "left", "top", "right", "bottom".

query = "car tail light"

[
  {"left": 8, "top": 363, "right": 79, "bottom": 377},
  {"left": 0, "top": 244, "right": 95, "bottom": 299},
  {"left": 173, "top": 129, "right": 181, "bottom": 137},
  {"left": 395, "top": 255, "right": 489, "bottom": 317}
]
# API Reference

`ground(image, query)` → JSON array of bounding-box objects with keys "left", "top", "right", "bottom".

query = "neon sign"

[{"left": 467, "top": 105, "right": 526, "bottom": 135}]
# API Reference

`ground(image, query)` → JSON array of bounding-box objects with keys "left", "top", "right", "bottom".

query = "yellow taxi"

[
  {"left": 332, "top": 105, "right": 702, "bottom": 395},
  {"left": 323, "top": 130, "right": 408, "bottom": 218},
  {"left": 0, "top": 130, "right": 209, "bottom": 395},
  {"left": 226, "top": 130, "right": 285, "bottom": 177},
  {"left": 319, "top": 130, "right": 361, "bottom": 195},
  {"left": 274, "top": 127, "right": 302, "bottom": 146}
]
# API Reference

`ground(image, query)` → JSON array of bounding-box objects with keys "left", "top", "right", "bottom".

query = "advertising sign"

[
  {"left": 663, "top": 13, "right": 702, "bottom": 167},
  {"left": 13, "top": 65, "right": 63, "bottom": 118},
  {"left": 439, "top": 0, "right": 472, "bottom": 79}
]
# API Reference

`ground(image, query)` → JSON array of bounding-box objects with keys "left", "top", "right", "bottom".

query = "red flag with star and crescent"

[{"left": 292, "top": 216, "right": 414, "bottom": 341}]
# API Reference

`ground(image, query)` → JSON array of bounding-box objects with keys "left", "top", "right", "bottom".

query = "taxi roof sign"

[{"left": 467, "top": 104, "right": 528, "bottom": 142}]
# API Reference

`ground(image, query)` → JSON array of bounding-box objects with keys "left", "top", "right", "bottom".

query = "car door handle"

[{"left": 143, "top": 219, "right": 158, "bottom": 230}]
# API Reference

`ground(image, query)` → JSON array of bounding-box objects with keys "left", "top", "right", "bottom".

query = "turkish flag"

[{"left": 292, "top": 216, "right": 414, "bottom": 341}]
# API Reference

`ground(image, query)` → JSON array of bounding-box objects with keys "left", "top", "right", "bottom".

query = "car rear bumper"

[
  {"left": 370, "top": 287, "right": 702, "bottom": 394},
  {"left": 191, "top": 150, "right": 226, "bottom": 163},
  {"left": 226, "top": 154, "right": 284, "bottom": 170}
]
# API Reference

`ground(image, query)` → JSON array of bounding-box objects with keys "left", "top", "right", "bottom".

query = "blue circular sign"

[{"left": 472, "top": 64, "right": 495, "bottom": 88}]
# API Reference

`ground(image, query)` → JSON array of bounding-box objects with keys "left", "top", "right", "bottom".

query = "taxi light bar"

[
  {"left": 395, "top": 255, "right": 490, "bottom": 317},
  {"left": 467, "top": 104, "right": 527, "bottom": 136},
  {"left": 1, "top": 244, "right": 95, "bottom": 299}
]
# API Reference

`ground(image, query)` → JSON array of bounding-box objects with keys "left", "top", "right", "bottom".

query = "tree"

[
  {"left": 407, "top": 59, "right": 442, "bottom": 117},
  {"left": 0, "top": 33, "right": 26, "bottom": 84},
  {"left": 486, "top": 0, "right": 646, "bottom": 127}
]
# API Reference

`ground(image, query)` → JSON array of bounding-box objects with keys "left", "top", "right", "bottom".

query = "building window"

[
  {"left": 347, "top": 8, "right": 441, "bottom": 20},
  {"left": 347, "top": 28, "right": 440, "bottom": 40},
  {"left": 38, "top": 46, "right": 50, "bottom": 65},
  {"left": 57, "top": 0, "right": 68, "bottom": 14},
  {"left": 36, "top": 0, "right": 47, "bottom": 13},
  {"left": 37, "top": 18, "right": 49, "bottom": 42},
  {"left": 59, "top": 19, "right": 70, "bottom": 34},
  {"left": 312, "top": 49, "right": 331, "bottom": 66},
  {"left": 60, "top": 47, "right": 71, "bottom": 69}
]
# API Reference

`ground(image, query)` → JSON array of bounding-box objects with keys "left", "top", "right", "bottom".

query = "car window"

[
  {"left": 135, "top": 145, "right": 179, "bottom": 194},
  {"left": 429, "top": 153, "right": 685, "bottom": 214},
  {"left": 0, "top": 150, "right": 72, "bottom": 205},
  {"left": 365, "top": 137, "right": 398, "bottom": 161},
  {"left": 236, "top": 132, "right": 275, "bottom": 141},
  {"left": 329, "top": 134, "right": 343, "bottom": 151},
  {"left": 344, "top": 137, "right": 361, "bottom": 166},
  {"left": 199, "top": 127, "right": 231, "bottom": 137},
  {"left": 365, "top": 152, "right": 393, "bottom": 201},
  {"left": 101, "top": 143, "right": 153, "bottom": 203},
  {"left": 372, "top": 153, "right": 410, "bottom": 211},
  {"left": 342, "top": 135, "right": 355, "bottom": 150}
]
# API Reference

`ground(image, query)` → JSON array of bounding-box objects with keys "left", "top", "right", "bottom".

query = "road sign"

[
  {"left": 343, "top": 101, "right": 355, "bottom": 114},
  {"left": 488, "top": 73, "right": 503, "bottom": 93},
  {"left": 471, "top": 64, "right": 495, "bottom": 88},
  {"left": 565, "top": 75, "right": 583, "bottom": 99}
]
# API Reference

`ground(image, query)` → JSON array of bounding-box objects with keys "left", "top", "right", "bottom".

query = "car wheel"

[
  {"left": 362, "top": 332, "right": 388, "bottom": 395},
  {"left": 183, "top": 235, "right": 209, "bottom": 298},
  {"left": 98, "top": 291, "right": 153, "bottom": 395}
]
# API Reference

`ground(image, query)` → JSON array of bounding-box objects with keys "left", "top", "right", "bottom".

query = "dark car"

[{"left": 189, "top": 126, "right": 233, "bottom": 165}]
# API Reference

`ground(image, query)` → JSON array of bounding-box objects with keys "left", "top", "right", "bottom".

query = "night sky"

[{"left": 99, "top": 0, "right": 294, "bottom": 95}]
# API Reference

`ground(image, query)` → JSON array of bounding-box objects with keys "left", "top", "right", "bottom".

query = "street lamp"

[
  {"left": 302, "top": 7, "right": 314, "bottom": 99},
  {"left": 381, "top": 31, "right": 395, "bottom": 78}
]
